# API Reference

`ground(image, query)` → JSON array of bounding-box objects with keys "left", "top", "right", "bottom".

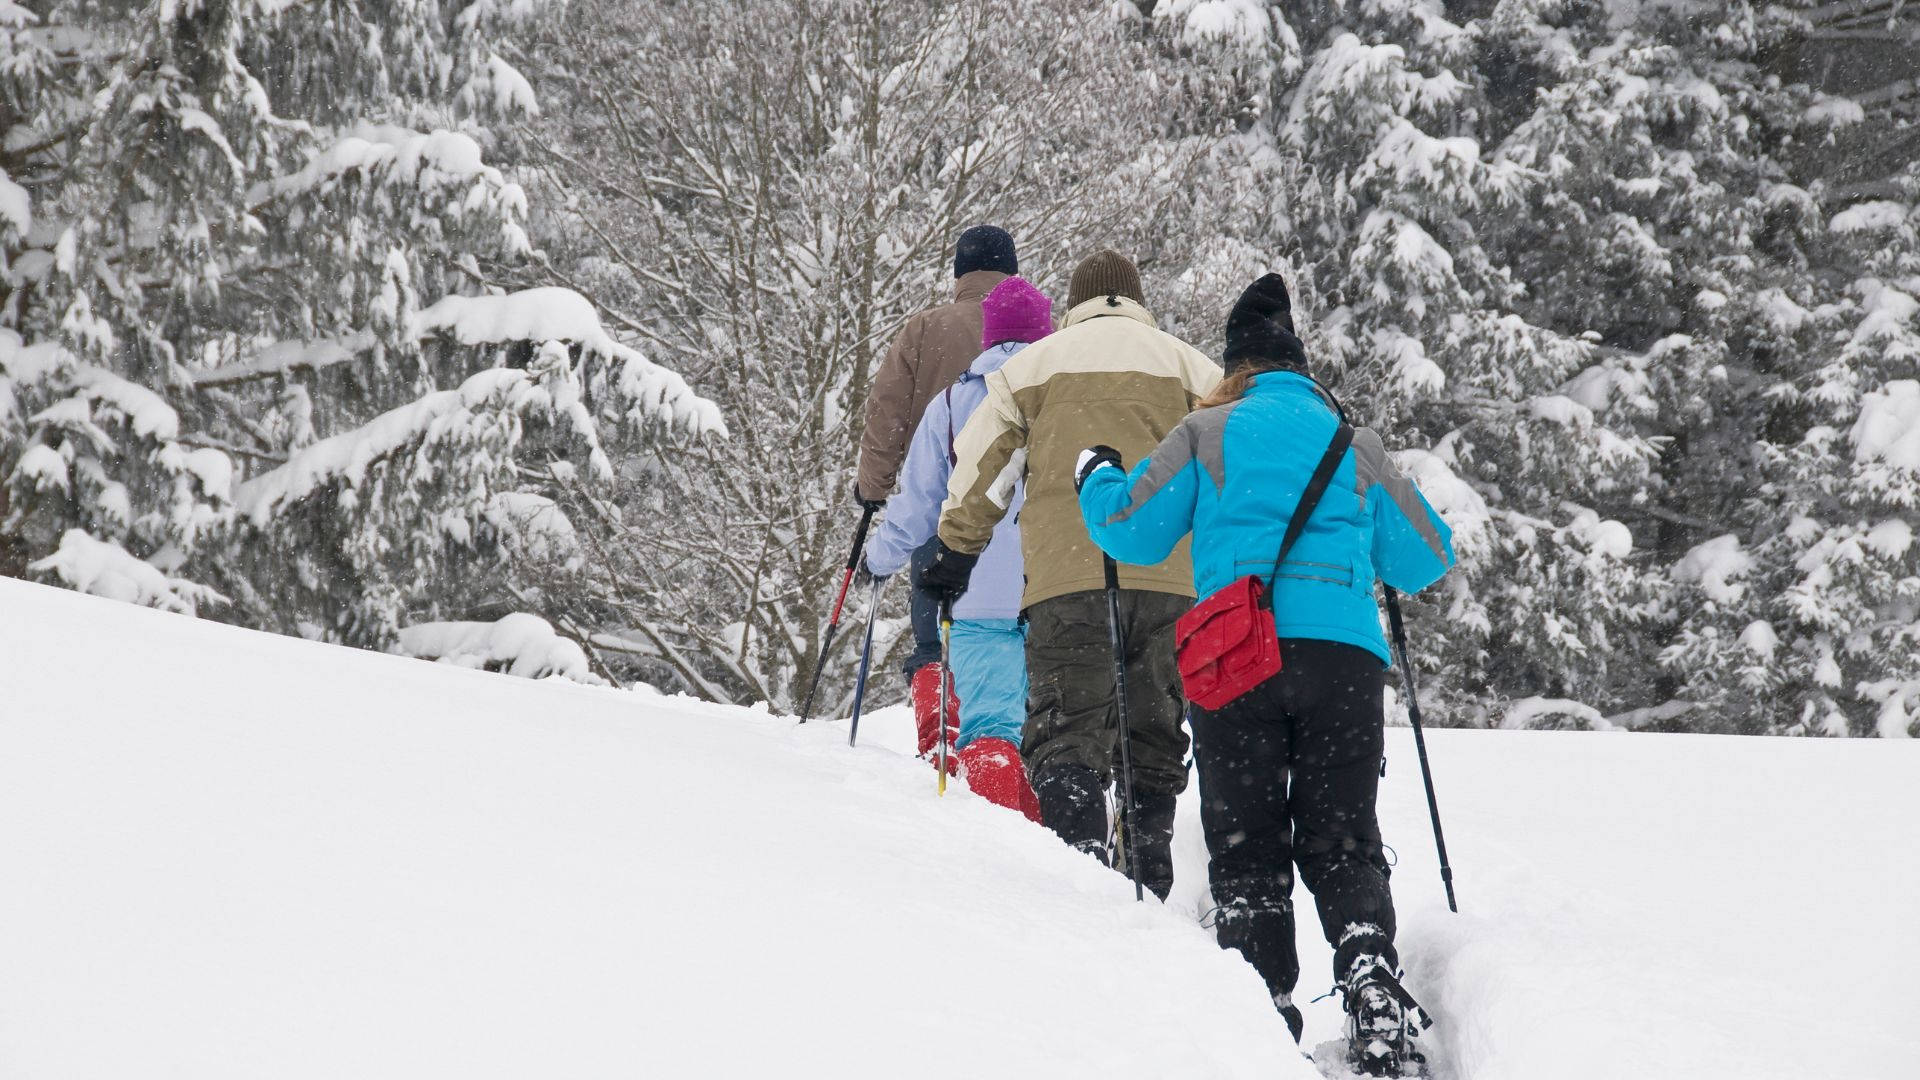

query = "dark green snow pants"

[{"left": 1021, "top": 588, "right": 1191, "bottom": 798}]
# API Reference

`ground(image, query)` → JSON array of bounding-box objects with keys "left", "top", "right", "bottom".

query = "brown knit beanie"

[{"left": 1067, "top": 249, "right": 1144, "bottom": 309}]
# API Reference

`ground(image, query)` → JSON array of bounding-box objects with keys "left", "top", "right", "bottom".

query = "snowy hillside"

[{"left": 3, "top": 578, "right": 1916, "bottom": 1080}]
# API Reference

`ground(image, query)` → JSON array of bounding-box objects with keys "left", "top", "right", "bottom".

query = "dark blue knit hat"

[{"left": 954, "top": 225, "right": 1017, "bottom": 278}]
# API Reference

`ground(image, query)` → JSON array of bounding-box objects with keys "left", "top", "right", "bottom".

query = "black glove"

[
  {"left": 854, "top": 557, "right": 889, "bottom": 590},
  {"left": 1074, "top": 444, "right": 1123, "bottom": 492},
  {"left": 918, "top": 539, "right": 979, "bottom": 609},
  {"left": 852, "top": 480, "right": 884, "bottom": 513}
]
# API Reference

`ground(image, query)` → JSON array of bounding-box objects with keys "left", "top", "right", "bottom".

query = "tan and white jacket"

[{"left": 937, "top": 294, "right": 1222, "bottom": 609}]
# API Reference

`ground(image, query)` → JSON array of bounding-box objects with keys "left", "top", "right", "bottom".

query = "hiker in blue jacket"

[
  {"left": 1073, "top": 273, "right": 1454, "bottom": 1069},
  {"left": 865, "top": 276, "right": 1054, "bottom": 821}
]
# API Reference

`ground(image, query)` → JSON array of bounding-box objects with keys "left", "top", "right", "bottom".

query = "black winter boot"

[
  {"left": 1125, "top": 792, "right": 1178, "bottom": 900},
  {"left": 1033, "top": 763, "right": 1108, "bottom": 863},
  {"left": 1210, "top": 878, "right": 1299, "bottom": 1004},
  {"left": 1275, "top": 993, "right": 1304, "bottom": 1043}
]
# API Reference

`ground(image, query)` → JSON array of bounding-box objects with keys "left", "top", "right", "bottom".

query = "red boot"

[
  {"left": 957, "top": 737, "right": 1042, "bottom": 823},
  {"left": 1018, "top": 775, "right": 1043, "bottom": 823},
  {"left": 910, "top": 663, "right": 960, "bottom": 774}
]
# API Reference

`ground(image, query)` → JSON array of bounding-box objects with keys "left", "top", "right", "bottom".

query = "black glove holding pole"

[
  {"left": 851, "top": 479, "right": 885, "bottom": 514},
  {"left": 917, "top": 539, "right": 978, "bottom": 607}
]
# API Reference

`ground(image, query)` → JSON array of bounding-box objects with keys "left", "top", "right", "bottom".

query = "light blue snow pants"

[{"left": 949, "top": 618, "right": 1027, "bottom": 751}]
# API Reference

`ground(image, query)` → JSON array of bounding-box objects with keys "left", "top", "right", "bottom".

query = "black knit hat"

[
  {"left": 1222, "top": 273, "right": 1306, "bottom": 375},
  {"left": 954, "top": 225, "right": 1017, "bottom": 278},
  {"left": 1067, "top": 249, "right": 1145, "bottom": 308}
]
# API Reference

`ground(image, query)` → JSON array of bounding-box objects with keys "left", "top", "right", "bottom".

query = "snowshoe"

[{"left": 1341, "top": 955, "right": 1431, "bottom": 1078}]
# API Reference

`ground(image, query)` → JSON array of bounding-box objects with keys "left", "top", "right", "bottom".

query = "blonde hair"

[{"left": 1196, "top": 360, "right": 1301, "bottom": 410}]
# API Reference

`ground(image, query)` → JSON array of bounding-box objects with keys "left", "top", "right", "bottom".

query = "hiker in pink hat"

[{"left": 864, "top": 276, "right": 1054, "bottom": 818}]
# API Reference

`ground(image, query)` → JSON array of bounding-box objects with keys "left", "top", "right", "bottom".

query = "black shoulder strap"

[
  {"left": 1268, "top": 422, "right": 1355, "bottom": 590},
  {"left": 944, "top": 385, "right": 957, "bottom": 467}
]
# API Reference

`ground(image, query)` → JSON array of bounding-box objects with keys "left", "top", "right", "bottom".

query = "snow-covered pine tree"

[
  {"left": 1137, "top": 0, "right": 1664, "bottom": 726},
  {"left": 0, "top": 0, "right": 718, "bottom": 662},
  {"left": 1474, "top": 1, "right": 1920, "bottom": 734},
  {"left": 513, "top": 0, "right": 1219, "bottom": 707}
]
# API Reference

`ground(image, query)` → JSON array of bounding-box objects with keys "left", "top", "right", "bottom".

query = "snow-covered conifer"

[
  {"left": 1137, "top": 1, "right": 1663, "bottom": 723},
  {"left": 1476, "top": 1, "right": 1920, "bottom": 733},
  {"left": 0, "top": 0, "right": 717, "bottom": 662}
]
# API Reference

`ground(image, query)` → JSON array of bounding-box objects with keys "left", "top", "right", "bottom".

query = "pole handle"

[
  {"left": 825, "top": 503, "right": 878, "bottom": 626},
  {"left": 844, "top": 503, "right": 877, "bottom": 571}
]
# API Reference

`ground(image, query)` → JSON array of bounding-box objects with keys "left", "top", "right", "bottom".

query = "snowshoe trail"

[{"left": 5, "top": 579, "right": 1919, "bottom": 1078}]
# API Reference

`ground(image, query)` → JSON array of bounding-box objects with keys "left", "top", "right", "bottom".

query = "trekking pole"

[
  {"left": 937, "top": 598, "right": 953, "bottom": 796},
  {"left": 799, "top": 503, "right": 877, "bottom": 723},
  {"left": 1383, "top": 587, "right": 1457, "bottom": 913},
  {"left": 1102, "top": 555, "right": 1144, "bottom": 902},
  {"left": 846, "top": 575, "right": 885, "bottom": 747}
]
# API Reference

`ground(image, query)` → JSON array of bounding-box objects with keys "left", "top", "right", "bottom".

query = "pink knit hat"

[{"left": 981, "top": 276, "right": 1054, "bottom": 349}]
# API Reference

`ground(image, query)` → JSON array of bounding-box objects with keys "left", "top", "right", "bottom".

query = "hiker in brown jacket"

[
  {"left": 921, "top": 250, "right": 1222, "bottom": 898},
  {"left": 854, "top": 225, "right": 1016, "bottom": 747}
]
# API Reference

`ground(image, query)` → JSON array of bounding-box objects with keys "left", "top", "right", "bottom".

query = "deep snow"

[{"left": 2, "top": 577, "right": 1917, "bottom": 1078}]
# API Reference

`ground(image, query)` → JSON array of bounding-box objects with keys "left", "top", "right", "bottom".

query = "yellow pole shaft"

[{"left": 937, "top": 616, "right": 952, "bottom": 796}]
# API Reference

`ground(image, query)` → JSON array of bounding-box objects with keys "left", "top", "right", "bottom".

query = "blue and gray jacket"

[
  {"left": 1077, "top": 370, "right": 1454, "bottom": 665},
  {"left": 866, "top": 342, "right": 1027, "bottom": 621}
]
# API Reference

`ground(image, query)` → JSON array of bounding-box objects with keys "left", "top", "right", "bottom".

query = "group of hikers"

[{"left": 849, "top": 225, "right": 1456, "bottom": 1073}]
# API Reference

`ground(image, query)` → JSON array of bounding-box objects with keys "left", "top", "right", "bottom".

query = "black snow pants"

[
  {"left": 1193, "top": 638, "right": 1396, "bottom": 1000},
  {"left": 1022, "top": 589, "right": 1190, "bottom": 891},
  {"left": 902, "top": 537, "right": 942, "bottom": 677},
  {"left": 1022, "top": 588, "right": 1191, "bottom": 797}
]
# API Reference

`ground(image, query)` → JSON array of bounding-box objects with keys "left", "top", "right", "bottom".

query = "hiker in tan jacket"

[
  {"left": 921, "top": 250, "right": 1222, "bottom": 898},
  {"left": 854, "top": 226, "right": 1016, "bottom": 732}
]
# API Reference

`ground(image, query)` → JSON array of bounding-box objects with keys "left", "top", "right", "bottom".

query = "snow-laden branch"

[
  {"left": 233, "top": 366, "right": 565, "bottom": 526},
  {"left": 246, "top": 124, "right": 532, "bottom": 256},
  {"left": 396, "top": 612, "right": 604, "bottom": 683},
  {"left": 249, "top": 124, "right": 517, "bottom": 207},
  {"left": 1852, "top": 379, "right": 1920, "bottom": 492},
  {"left": 189, "top": 333, "right": 374, "bottom": 388},
  {"left": 459, "top": 55, "right": 540, "bottom": 117},
  {"left": 29, "top": 530, "right": 228, "bottom": 614},
  {"left": 488, "top": 491, "right": 582, "bottom": 567},
  {"left": 411, "top": 286, "right": 726, "bottom": 436}
]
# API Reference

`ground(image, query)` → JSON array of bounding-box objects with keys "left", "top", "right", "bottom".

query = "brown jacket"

[
  {"left": 856, "top": 270, "right": 1009, "bottom": 501},
  {"left": 937, "top": 294, "right": 1222, "bottom": 609}
]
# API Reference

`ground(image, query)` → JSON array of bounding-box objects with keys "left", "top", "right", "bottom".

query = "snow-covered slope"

[
  {"left": 0, "top": 580, "right": 1297, "bottom": 1079},
  {"left": 2, "top": 578, "right": 1916, "bottom": 1079}
]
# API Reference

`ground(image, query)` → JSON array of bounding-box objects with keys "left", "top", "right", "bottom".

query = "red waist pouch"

[
  {"left": 1174, "top": 575, "right": 1280, "bottom": 710},
  {"left": 1170, "top": 418, "right": 1353, "bottom": 711}
]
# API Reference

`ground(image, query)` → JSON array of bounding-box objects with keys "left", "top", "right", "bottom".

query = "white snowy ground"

[{"left": 2, "top": 578, "right": 1916, "bottom": 1079}]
